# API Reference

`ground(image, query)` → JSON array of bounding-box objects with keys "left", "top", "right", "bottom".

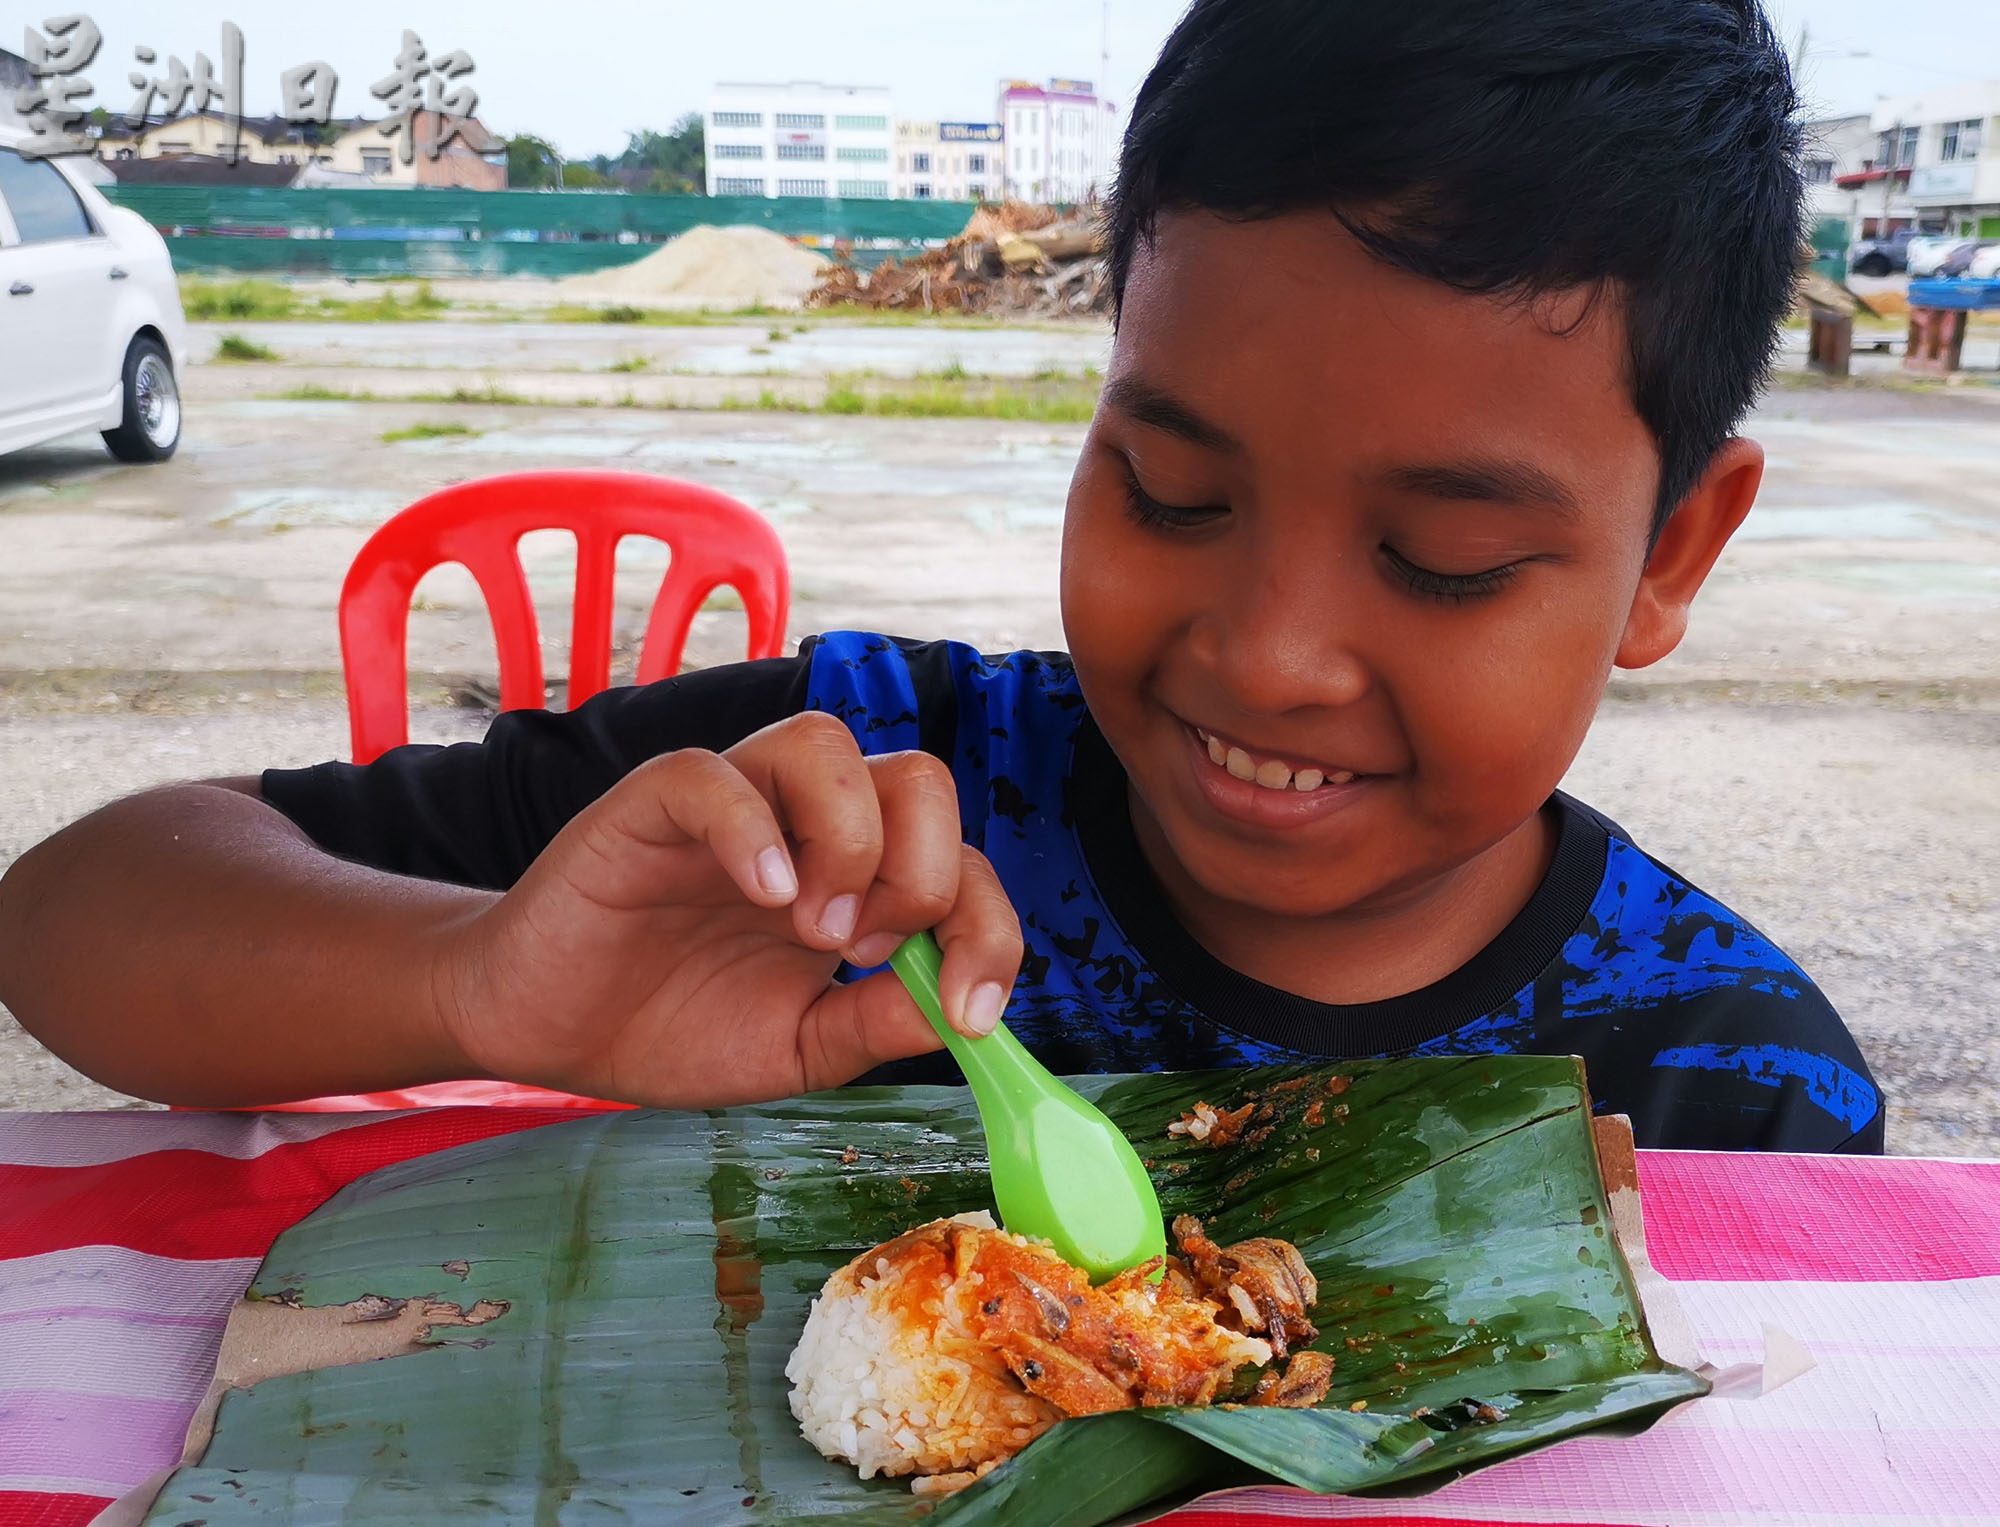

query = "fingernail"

[
  {"left": 817, "top": 893, "right": 859, "bottom": 943},
  {"left": 964, "top": 981, "right": 1007, "bottom": 1037},
  {"left": 848, "top": 930, "right": 903, "bottom": 967},
  {"left": 755, "top": 846, "right": 796, "bottom": 899}
]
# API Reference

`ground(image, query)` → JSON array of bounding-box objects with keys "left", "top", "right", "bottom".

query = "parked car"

[
  {"left": 1848, "top": 229, "right": 1922, "bottom": 278},
  {"left": 0, "top": 126, "right": 188, "bottom": 461},
  {"left": 1938, "top": 241, "right": 1996, "bottom": 278},
  {"left": 1907, "top": 237, "right": 1975, "bottom": 278}
]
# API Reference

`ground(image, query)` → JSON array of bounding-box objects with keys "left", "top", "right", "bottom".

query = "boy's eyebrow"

[
  {"left": 1384, "top": 460, "right": 1582, "bottom": 518},
  {"left": 1099, "top": 376, "right": 1242, "bottom": 453}
]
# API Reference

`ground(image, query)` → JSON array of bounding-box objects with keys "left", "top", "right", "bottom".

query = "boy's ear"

[{"left": 1615, "top": 437, "right": 1763, "bottom": 670}]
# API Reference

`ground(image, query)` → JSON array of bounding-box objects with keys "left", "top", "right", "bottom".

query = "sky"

[{"left": 37, "top": 0, "right": 2000, "bottom": 161}]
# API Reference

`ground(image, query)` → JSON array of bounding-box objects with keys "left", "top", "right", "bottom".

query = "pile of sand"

[{"left": 557, "top": 225, "right": 831, "bottom": 310}]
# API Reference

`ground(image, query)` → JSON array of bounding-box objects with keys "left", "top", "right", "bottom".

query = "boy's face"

[{"left": 1062, "top": 210, "right": 1745, "bottom": 919}]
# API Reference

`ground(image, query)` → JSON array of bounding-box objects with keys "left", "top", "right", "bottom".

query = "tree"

[
  {"left": 616, "top": 112, "right": 704, "bottom": 194},
  {"left": 506, "top": 134, "right": 562, "bottom": 189}
]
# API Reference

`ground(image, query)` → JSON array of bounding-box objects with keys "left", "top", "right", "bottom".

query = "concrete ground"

[{"left": 0, "top": 311, "right": 1994, "bottom": 1155}]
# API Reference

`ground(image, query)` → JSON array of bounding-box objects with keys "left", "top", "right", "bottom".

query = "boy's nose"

[{"left": 1196, "top": 548, "right": 1373, "bottom": 716}]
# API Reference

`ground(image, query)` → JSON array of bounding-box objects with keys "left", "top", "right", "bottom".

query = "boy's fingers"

[
  {"left": 845, "top": 750, "right": 965, "bottom": 964},
  {"left": 933, "top": 846, "right": 1023, "bottom": 1040},
  {"left": 794, "top": 969, "right": 947, "bottom": 1092},
  {"left": 728, "top": 713, "right": 885, "bottom": 951},
  {"left": 576, "top": 749, "right": 797, "bottom": 909}
]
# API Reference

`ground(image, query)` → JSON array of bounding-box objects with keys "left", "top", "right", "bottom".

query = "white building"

[
  {"left": 893, "top": 120, "right": 1001, "bottom": 200},
  {"left": 704, "top": 82, "right": 893, "bottom": 199},
  {"left": 1829, "top": 82, "right": 2000, "bottom": 239},
  {"left": 1800, "top": 113, "right": 1874, "bottom": 227},
  {"left": 997, "top": 79, "right": 1117, "bottom": 204}
]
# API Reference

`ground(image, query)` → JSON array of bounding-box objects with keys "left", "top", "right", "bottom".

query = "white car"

[
  {"left": 1905, "top": 236, "right": 1962, "bottom": 278},
  {"left": 0, "top": 126, "right": 188, "bottom": 461}
]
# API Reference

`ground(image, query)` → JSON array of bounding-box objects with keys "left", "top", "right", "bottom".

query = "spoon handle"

[{"left": 887, "top": 930, "right": 1042, "bottom": 1086}]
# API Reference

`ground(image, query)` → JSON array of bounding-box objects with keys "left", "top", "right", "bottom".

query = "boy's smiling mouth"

[
  {"left": 1178, "top": 722, "right": 1375, "bottom": 831},
  {"left": 1190, "top": 726, "right": 1356, "bottom": 792}
]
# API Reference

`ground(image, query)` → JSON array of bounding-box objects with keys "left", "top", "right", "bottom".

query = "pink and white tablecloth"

[{"left": 4, "top": 1110, "right": 1998, "bottom": 1527}]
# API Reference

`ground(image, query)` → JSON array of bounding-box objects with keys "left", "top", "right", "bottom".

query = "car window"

[{"left": 0, "top": 149, "right": 96, "bottom": 244}]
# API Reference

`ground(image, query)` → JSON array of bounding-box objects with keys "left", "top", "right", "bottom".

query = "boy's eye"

[
  {"left": 1381, "top": 544, "right": 1524, "bottom": 603},
  {"left": 1122, "top": 466, "right": 1228, "bottom": 530}
]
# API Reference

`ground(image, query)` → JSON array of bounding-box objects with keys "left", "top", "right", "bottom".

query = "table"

[
  {"left": 1904, "top": 277, "right": 2000, "bottom": 376},
  {"left": 5, "top": 1110, "right": 1999, "bottom": 1527}
]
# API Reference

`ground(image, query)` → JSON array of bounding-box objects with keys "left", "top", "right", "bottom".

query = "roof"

[{"left": 103, "top": 153, "right": 301, "bottom": 187}]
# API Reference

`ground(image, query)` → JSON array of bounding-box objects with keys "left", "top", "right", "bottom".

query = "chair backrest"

[{"left": 340, "top": 470, "right": 790, "bottom": 763}]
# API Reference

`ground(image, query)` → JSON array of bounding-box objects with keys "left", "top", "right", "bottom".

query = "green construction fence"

[{"left": 101, "top": 186, "right": 979, "bottom": 279}]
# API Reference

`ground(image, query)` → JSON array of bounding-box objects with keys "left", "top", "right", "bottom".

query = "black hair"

[{"left": 1106, "top": 0, "right": 1803, "bottom": 533}]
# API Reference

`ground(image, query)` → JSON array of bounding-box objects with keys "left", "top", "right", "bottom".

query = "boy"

[{"left": 0, "top": 0, "right": 1880, "bottom": 1150}]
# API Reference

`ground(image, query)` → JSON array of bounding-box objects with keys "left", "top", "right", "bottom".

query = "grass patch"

[
  {"left": 316, "top": 282, "right": 449, "bottom": 322},
  {"left": 836, "top": 374, "right": 1099, "bottom": 423},
  {"left": 213, "top": 332, "right": 279, "bottom": 363},
  {"left": 604, "top": 356, "right": 651, "bottom": 372},
  {"left": 180, "top": 277, "right": 296, "bottom": 321},
  {"left": 381, "top": 421, "right": 481, "bottom": 444},
  {"left": 406, "top": 383, "right": 537, "bottom": 405},
  {"left": 274, "top": 384, "right": 377, "bottom": 402}
]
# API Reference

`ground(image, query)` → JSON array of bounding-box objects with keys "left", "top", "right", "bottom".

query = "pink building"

[{"left": 996, "top": 78, "right": 1118, "bottom": 204}]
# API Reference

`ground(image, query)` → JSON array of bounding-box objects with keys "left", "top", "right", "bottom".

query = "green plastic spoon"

[{"left": 888, "top": 930, "right": 1167, "bottom": 1281}]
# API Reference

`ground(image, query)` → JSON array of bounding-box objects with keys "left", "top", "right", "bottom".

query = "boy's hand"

[{"left": 435, "top": 712, "right": 1023, "bottom": 1108}]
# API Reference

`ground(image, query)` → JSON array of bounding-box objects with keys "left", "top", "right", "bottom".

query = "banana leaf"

[{"left": 147, "top": 1057, "right": 1707, "bottom": 1526}]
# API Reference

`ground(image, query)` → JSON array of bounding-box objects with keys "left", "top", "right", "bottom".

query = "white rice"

[{"left": 785, "top": 1211, "right": 1061, "bottom": 1480}]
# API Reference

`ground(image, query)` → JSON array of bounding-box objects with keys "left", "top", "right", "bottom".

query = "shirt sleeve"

[{"left": 261, "top": 650, "right": 815, "bottom": 890}]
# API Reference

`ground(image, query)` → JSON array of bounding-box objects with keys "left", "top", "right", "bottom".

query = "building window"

[
  {"left": 1940, "top": 118, "right": 1984, "bottom": 162},
  {"left": 912, "top": 151, "right": 930, "bottom": 172},
  {"left": 968, "top": 182, "right": 985, "bottom": 200},
  {"left": 914, "top": 183, "right": 931, "bottom": 199},
  {"left": 716, "top": 177, "right": 765, "bottom": 195},
  {"left": 361, "top": 150, "right": 390, "bottom": 174},
  {"left": 1804, "top": 157, "right": 1834, "bottom": 184},
  {"left": 967, "top": 152, "right": 985, "bottom": 173},
  {"left": 777, "top": 178, "right": 826, "bottom": 196},
  {"left": 713, "top": 143, "right": 764, "bottom": 160},
  {"left": 775, "top": 112, "right": 825, "bottom": 130},
  {"left": 837, "top": 145, "right": 887, "bottom": 161},
  {"left": 776, "top": 142, "right": 826, "bottom": 161},
  {"left": 835, "top": 114, "right": 887, "bottom": 131},
  {"left": 1878, "top": 125, "right": 1919, "bottom": 167},
  {"left": 837, "top": 179, "right": 888, "bottom": 198},
  {"left": 712, "top": 111, "right": 762, "bottom": 128}
]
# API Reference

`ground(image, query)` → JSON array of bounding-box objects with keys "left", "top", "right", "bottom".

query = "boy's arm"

[
  {"left": 0, "top": 714, "right": 1023, "bottom": 1109},
  {"left": 0, "top": 777, "right": 489, "bottom": 1105}
]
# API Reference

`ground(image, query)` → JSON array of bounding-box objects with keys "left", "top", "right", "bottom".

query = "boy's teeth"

[{"left": 1198, "top": 728, "right": 1355, "bottom": 793}]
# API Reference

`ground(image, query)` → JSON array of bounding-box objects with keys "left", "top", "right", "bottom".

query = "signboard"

[
  {"left": 1910, "top": 163, "right": 1976, "bottom": 200},
  {"left": 1047, "top": 77, "right": 1095, "bottom": 97},
  {"left": 940, "top": 121, "right": 1001, "bottom": 142}
]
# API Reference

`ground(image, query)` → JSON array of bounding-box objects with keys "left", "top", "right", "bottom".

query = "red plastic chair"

[
  {"left": 258, "top": 471, "right": 789, "bottom": 1113},
  {"left": 341, "top": 470, "right": 790, "bottom": 764}
]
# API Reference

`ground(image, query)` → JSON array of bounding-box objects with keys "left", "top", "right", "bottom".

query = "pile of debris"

[{"left": 807, "top": 202, "right": 1110, "bottom": 317}]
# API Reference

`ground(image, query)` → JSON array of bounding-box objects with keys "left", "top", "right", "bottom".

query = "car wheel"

[
  {"left": 101, "top": 336, "right": 181, "bottom": 463},
  {"left": 1853, "top": 253, "right": 1891, "bottom": 278}
]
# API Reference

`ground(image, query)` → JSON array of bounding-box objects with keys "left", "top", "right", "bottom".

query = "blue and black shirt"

[{"left": 264, "top": 631, "right": 1884, "bottom": 1153}]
